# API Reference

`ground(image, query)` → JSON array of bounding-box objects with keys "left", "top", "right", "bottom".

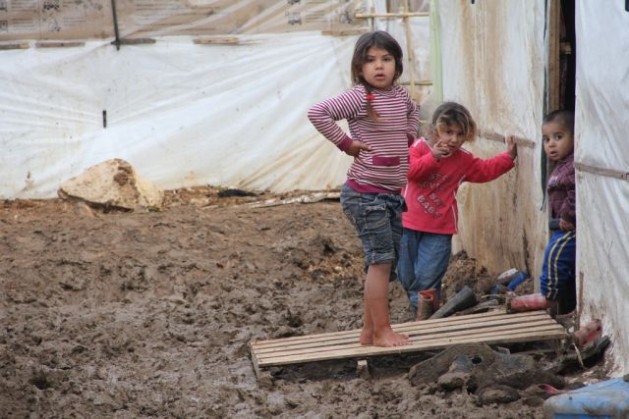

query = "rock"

[
  {"left": 58, "top": 158, "right": 163, "bottom": 211},
  {"left": 438, "top": 371, "right": 470, "bottom": 391},
  {"left": 476, "top": 385, "right": 520, "bottom": 405}
]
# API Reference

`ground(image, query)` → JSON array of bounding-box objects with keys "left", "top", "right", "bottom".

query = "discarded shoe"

[
  {"left": 551, "top": 336, "right": 611, "bottom": 373},
  {"left": 430, "top": 286, "right": 477, "bottom": 319},
  {"left": 506, "top": 293, "right": 555, "bottom": 313},
  {"left": 496, "top": 268, "right": 520, "bottom": 284},
  {"left": 506, "top": 271, "right": 529, "bottom": 291},
  {"left": 421, "top": 288, "right": 440, "bottom": 311},
  {"left": 416, "top": 290, "right": 434, "bottom": 320},
  {"left": 571, "top": 319, "right": 602, "bottom": 349}
]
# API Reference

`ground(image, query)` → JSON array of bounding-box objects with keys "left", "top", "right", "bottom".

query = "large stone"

[{"left": 58, "top": 159, "right": 163, "bottom": 211}]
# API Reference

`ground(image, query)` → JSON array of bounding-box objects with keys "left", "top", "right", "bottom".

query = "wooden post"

[
  {"left": 402, "top": 0, "right": 416, "bottom": 99},
  {"left": 547, "top": 0, "right": 561, "bottom": 112},
  {"left": 577, "top": 271, "right": 584, "bottom": 330},
  {"left": 357, "top": 359, "right": 370, "bottom": 379}
]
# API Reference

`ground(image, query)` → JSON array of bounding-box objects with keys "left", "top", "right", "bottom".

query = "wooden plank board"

[{"left": 250, "top": 310, "right": 566, "bottom": 371}]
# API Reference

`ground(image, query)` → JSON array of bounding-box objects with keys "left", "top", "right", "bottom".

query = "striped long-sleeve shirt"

[{"left": 308, "top": 84, "right": 420, "bottom": 193}]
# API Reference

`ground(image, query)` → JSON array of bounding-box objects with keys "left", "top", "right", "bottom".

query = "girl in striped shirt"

[{"left": 308, "top": 31, "right": 420, "bottom": 347}]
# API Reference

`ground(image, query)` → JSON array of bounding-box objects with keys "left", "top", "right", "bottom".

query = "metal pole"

[{"left": 111, "top": 0, "right": 121, "bottom": 50}]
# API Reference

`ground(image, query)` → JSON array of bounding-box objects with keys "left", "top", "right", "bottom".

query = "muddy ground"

[{"left": 0, "top": 187, "right": 611, "bottom": 418}]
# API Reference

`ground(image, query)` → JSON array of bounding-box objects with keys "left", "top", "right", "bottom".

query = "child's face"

[
  {"left": 360, "top": 46, "right": 396, "bottom": 90},
  {"left": 436, "top": 123, "right": 467, "bottom": 152},
  {"left": 542, "top": 121, "right": 574, "bottom": 162}
]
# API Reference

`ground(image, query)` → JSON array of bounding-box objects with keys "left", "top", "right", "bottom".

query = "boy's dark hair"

[
  {"left": 543, "top": 110, "right": 575, "bottom": 135},
  {"left": 350, "top": 30, "right": 404, "bottom": 86}
]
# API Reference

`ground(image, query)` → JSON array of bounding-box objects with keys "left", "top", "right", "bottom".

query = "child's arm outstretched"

[{"left": 464, "top": 136, "right": 518, "bottom": 183}]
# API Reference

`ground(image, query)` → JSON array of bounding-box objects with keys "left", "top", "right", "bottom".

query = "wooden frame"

[{"left": 249, "top": 310, "right": 566, "bottom": 377}]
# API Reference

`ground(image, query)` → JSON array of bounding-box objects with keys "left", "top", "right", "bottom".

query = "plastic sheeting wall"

[
  {"left": 0, "top": 0, "right": 362, "bottom": 40},
  {"left": 0, "top": 32, "right": 357, "bottom": 198},
  {"left": 0, "top": 0, "right": 432, "bottom": 199},
  {"left": 437, "top": 0, "right": 548, "bottom": 281},
  {"left": 575, "top": 1, "right": 629, "bottom": 374},
  {"left": 437, "top": 0, "right": 628, "bottom": 373}
]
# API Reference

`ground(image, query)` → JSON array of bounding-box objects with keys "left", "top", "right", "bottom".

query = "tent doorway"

[{"left": 548, "top": 0, "right": 576, "bottom": 112}]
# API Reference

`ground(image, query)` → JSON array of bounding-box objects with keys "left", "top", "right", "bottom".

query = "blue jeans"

[
  {"left": 340, "top": 184, "right": 405, "bottom": 280},
  {"left": 397, "top": 228, "right": 452, "bottom": 309},
  {"left": 540, "top": 230, "right": 576, "bottom": 312}
]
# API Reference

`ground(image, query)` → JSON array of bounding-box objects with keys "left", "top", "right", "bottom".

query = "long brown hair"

[
  {"left": 350, "top": 31, "right": 404, "bottom": 121},
  {"left": 427, "top": 102, "right": 478, "bottom": 143}
]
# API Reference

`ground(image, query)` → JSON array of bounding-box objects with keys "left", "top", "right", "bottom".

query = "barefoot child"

[
  {"left": 308, "top": 31, "right": 420, "bottom": 346},
  {"left": 397, "top": 102, "right": 517, "bottom": 319},
  {"left": 509, "top": 110, "right": 576, "bottom": 315}
]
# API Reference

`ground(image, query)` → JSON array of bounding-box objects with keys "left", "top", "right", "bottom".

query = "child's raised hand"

[
  {"left": 430, "top": 139, "right": 452, "bottom": 159},
  {"left": 505, "top": 135, "right": 518, "bottom": 159},
  {"left": 346, "top": 140, "right": 371, "bottom": 157}
]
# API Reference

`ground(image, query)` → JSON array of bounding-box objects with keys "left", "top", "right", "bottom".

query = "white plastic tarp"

[
  {"left": 436, "top": 0, "right": 628, "bottom": 373},
  {"left": 575, "top": 1, "right": 629, "bottom": 373},
  {"left": 437, "top": 0, "right": 549, "bottom": 282},
  {"left": 0, "top": 0, "right": 432, "bottom": 199},
  {"left": 0, "top": 32, "right": 357, "bottom": 198}
]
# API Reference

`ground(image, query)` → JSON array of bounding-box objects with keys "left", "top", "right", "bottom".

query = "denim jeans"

[
  {"left": 340, "top": 184, "right": 405, "bottom": 280},
  {"left": 397, "top": 228, "right": 452, "bottom": 309}
]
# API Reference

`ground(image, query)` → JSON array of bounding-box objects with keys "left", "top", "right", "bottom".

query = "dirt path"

[{"left": 0, "top": 191, "right": 602, "bottom": 418}]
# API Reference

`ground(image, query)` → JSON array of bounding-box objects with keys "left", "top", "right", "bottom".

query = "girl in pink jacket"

[{"left": 398, "top": 102, "right": 517, "bottom": 319}]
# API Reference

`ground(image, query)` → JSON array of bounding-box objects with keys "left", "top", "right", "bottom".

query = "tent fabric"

[
  {"left": 0, "top": 0, "right": 363, "bottom": 41},
  {"left": 0, "top": 33, "right": 357, "bottom": 198},
  {"left": 437, "top": 0, "right": 548, "bottom": 284},
  {"left": 0, "top": 1, "right": 432, "bottom": 199},
  {"left": 575, "top": 1, "right": 629, "bottom": 373},
  {"left": 437, "top": 0, "right": 628, "bottom": 373}
]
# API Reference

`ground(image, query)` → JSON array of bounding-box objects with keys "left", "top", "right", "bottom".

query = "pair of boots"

[{"left": 416, "top": 289, "right": 440, "bottom": 321}]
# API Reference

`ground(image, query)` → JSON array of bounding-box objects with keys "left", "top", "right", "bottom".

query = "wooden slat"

[
  {"left": 193, "top": 37, "right": 240, "bottom": 45},
  {"left": 250, "top": 311, "right": 566, "bottom": 371},
  {"left": 253, "top": 319, "right": 560, "bottom": 356},
  {"left": 253, "top": 310, "right": 547, "bottom": 347},
  {"left": 35, "top": 41, "right": 85, "bottom": 48},
  {"left": 321, "top": 29, "right": 370, "bottom": 36},
  {"left": 479, "top": 129, "right": 536, "bottom": 149},
  {"left": 0, "top": 43, "right": 29, "bottom": 50},
  {"left": 354, "top": 12, "right": 429, "bottom": 19}
]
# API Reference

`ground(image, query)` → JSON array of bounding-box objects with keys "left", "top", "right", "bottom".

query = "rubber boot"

[
  {"left": 424, "top": 288, "right": 440, "bottom": 311},
  {"left": 571, "top": 319, "right": 602, "bottom": 349},
  {"left": 429, "top": 286, "right": 477, "bottom": 319},
  {"left": 506, "top": 293, "right": 556, "bottom": 313},
  {"left": 415, "top": 290, "right": 434, "bottom": 320}
]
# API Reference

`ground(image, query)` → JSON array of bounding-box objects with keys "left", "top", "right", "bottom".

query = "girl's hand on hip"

[{"left": 346, "top": 140, "right": 371, "bottom": 157}]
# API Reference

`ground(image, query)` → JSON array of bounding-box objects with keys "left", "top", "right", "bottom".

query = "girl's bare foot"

[
  {"left": 373, "top": 327, "right": 409, "bottom": 347},
  {"left": 359, "top": 327, "right": 373, "bottom": 345}
]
